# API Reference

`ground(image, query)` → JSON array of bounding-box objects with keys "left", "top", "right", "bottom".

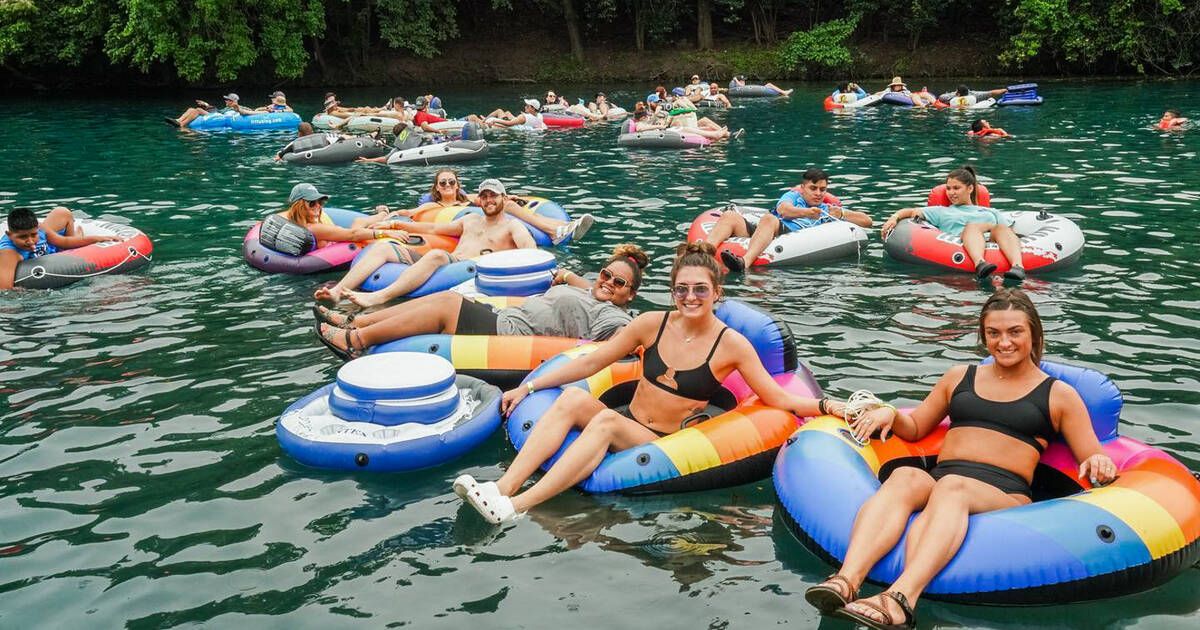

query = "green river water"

[{"left": 1, "top": 81, "right": 1198, "bottom": 628}]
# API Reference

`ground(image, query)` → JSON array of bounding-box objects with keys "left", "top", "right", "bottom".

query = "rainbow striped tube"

[
  {"left": 504, "top": 300, "right": 821, "bottom": 494},
  {"left": 370, "top": 333, "right": 586, "bottom": 390},
  {"left": 774, "top": 361, "right": 1200, "bottom": 604}
]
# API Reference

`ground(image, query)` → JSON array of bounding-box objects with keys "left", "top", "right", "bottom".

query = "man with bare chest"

[{"left": 317, "top": 179, "right": 537, "bottom": 307}]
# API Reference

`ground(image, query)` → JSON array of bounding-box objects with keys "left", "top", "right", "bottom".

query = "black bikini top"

[
  {"left": 948, "top": 365, "right": 1058, "bottom": 453},
  {"left": 642, "top": 313, "right": 728, "bottom": 402}
]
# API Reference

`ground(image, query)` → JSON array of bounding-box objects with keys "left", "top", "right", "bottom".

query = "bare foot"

[
  {"left": 313, "top": 284, "right": 343, "bottom": 303},
  {"left": 346, "top": 289, "right": 388, "bottom": 308}
]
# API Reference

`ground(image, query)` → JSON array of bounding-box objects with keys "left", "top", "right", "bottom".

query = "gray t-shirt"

[{"left": 496, "top": 285, "right": 632, "bottom": 340}]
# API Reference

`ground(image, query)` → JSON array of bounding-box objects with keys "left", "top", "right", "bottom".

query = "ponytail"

[{"left": 671, "top": 241, "right": 723, "bottom": 287}]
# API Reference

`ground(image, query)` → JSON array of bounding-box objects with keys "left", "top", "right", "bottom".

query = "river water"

[{"left": 1, "top": 81, "right": 1198, "bottom": 628}]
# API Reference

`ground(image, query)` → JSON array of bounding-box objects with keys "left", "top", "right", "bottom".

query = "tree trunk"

[
  {"left": 563, "top": 0, "right": 585, "bottom": 62},
  {"left": 634, "top": 4, "right": 647, "bottom": 52},
  {"left": 697, "top": 0, "right": 714, "bottom": 50}
]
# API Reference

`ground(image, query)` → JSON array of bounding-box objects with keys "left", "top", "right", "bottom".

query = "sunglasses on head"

[
  {"left": 672, "top": 283, "right": 712, "bottom": 299},
  {"left": 599, "top": 267, "right": 630, "bottom": 289},
  {"left": 437, "top": 178, "right": 458, "bottom": 186}
]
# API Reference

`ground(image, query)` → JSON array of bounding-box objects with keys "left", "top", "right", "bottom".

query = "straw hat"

[{"left": 888, "top": 76, "right": 907, "bottom": 89}]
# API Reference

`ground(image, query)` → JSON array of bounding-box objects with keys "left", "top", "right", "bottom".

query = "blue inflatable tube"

[
  {"left": 774, "top": 360, "right": 1200, "bottom": 604},
  {"left": 187, "top": 112, "right": 301, "bottom": 131},
  {"left": 276, "top": 376, "right": 502, "bottom": 472},
  {"left": 998, "top": 83, "right": 1044, "bottom": 107},
  {"left": 187, "top": 112, "right": 236, "bottom": 130},
  {"left": 355, "top": 248, "right": 476, "bottom": 295}
]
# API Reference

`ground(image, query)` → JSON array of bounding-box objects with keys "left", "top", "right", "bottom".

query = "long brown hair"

[
  {"left": 427, "top": 168, "right": 469, "bottom": 204},
  {"left": 605, "top": 243, "right": 650, "bottom": 291},
  {"left": 671, "top": 241, "right": 724, "bottom": 289},
  {"left": 283, "top": 199, "right": 314, "bottom": 226},
  {"left": 946, "top": 165, "right": 979, "bottom": 205},
  {"left": 978, "top": 288, "right": 1044, "bottom": 365}
]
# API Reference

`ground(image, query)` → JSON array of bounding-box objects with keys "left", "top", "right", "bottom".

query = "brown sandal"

[
  {"left": 833, "top": 591, "right": 915, "bottom": 630},
  {"left": 804, "top": 574, "right": 858, "bottom": 614},
  {"left": 312, "top": 304, "right": 355, "bottom": 327},
  {"left": 315, "top": 322, "right": 363, "bottom": 361}
]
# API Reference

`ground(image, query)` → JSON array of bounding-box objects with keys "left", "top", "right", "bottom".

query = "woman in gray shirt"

[{"left": 315, "top": 244, "right": 649, "bottom": 360}]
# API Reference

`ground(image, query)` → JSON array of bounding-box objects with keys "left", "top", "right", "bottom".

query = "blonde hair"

[{"left": 283, "top": 199, "right": 312, "bottom": 225}]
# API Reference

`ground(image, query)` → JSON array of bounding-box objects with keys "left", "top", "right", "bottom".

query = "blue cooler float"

[
  {"left": 276, "top": 353, "right": 502, "bottom": 472},
  {"left": 998, "top": 83, "right": 1044, "bottom": 106},
  {"left": 454, "top": 249, "right": 557, "bottom": 298}
]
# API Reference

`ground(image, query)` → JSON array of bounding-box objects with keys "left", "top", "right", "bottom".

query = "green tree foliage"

[
  {"left": 777, "top": 13, "right": 858, "bottom": 76},
  {"left": 1002, "top": 0, "right": 1198, "bottom": 74},
  {"left": 375, "top": 0, "right": 459, "bottom": 57}
]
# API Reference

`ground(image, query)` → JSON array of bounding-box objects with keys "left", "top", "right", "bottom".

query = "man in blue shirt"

[
  {"left": 1, "top": 207, "right": 120, "bottom": 289},
  {"left": 706, "top": 168, "right": 873, "bottom": 271}
]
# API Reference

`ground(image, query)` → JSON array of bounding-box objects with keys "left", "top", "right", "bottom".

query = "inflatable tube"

[
  {"left": 605, "top": 107, "right": 629, "bottom": 121},
  {"left": 728, "top": 85, "right": 782, "bottom": 98},
  {"left": 883, "top": 210, "right": 1084, "bottom": 274},
  {"left": 282, "top": 136, "right": 391, "bottom": 166},
  {"left": 618, "top": 121, "right": 712, "bottom": 149},
  {"left": 353, "top": 245, "right": 476, "bottom": 295},
  {"left": 277, "top": 373, "right": 502, "bottom": 472},
  {"left": 927, "top": 183, "right": 992, "bottom": 207},
  {"left": 371, "top": 334, "right": 585, "bottom": 390},
  {"left": 410, "top": 196, "right": 571, "bottom": 248},
  {"left": 311, "top": 113, "right": 341, "bottom": 130},
  {"left": 229, "top": 112, "right": 301, "bottom": 131},
  {"left": 242, "top": 208, "right": 457, "bottom": 275},
  {"left": 386, "top": 140, "right": 489, "bottom": 166},
  {"left": 186, "top": 112, "right": 236, "bottom": 130},
  {"left": 998, "top": 83, "right": 1044, "bottom": 107},
  {"left": 687, "top": 204, "right": 867, "bottom": 268},
  {"left": 696, "top": 98, "right": 729, "bottom": 109},
  {"left": 505, "top": 300, "right": 817, "bottom": 494},
  {"left": 345, "top": 115, "right": 404, "bottom": 134},
  {"left": 541, "top": 112, "right": 586, "bottom": 128},
  {"left": 775, "top": 361, "right": 1200, "bottom": 605},
  {"left": 1, "top": 218, "right": 153, "bottom": 289}
]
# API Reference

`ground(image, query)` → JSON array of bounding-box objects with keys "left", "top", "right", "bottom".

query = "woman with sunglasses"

[
  {"left": 278, "top": 183, "right": 409, "bottom": 249},
  {"left": 314, "top": 244, "right": 649, "bottom": 360},
  {"left": 398, "top": 170, "right": 594, "bottom": 247},
  {"left": 454, "top": 242, "right": 846, "bottom": 524}
]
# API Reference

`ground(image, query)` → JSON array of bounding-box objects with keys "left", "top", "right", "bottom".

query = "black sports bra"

[
  {"left": 948, "top": 365, "right": 1058, "bottom": 453},
  {"left": 642, "top": 313, "right": 728, "bottom": 402}
]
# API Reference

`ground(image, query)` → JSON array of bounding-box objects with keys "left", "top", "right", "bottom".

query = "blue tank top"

[{"left": 0, "top": 230, "right": 57, "bottom": 261}]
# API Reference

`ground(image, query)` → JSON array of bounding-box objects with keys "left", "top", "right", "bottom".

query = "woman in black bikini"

[
  {"left": 806, "top": 288, "right": 1118, "bottom": 629},
  {"left": 454, "top": 242, "right": 846, "bottom": 524}
]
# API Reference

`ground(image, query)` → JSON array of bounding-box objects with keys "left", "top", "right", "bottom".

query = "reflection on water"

[{"left": 1, "top": 81, "right": 1198, "bottom": 627}]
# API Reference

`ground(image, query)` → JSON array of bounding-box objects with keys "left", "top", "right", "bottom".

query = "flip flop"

[
  {"left": 314, "top": 322, "right": 361, "bottom": 362},
  {"left": 163, "top": 117, "right": 182, "bottom": 127}
]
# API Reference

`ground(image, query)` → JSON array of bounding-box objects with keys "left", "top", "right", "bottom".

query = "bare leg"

[
  {"left": 322, "top": 292, "right": 468, "bottom": 352},
  {"left": 842, "top": 475, "right": 1024, "bottom": 624},
  {"left": 989, "top": 224, "right": 1024, "bottom": 270},
  {"left": 178, "top": 107, "right": 208, "bottom": 126},
  {"left": 346, "top": 250, "right": 452, "bottom": 307},
  {"left": 40, "top": 206, "right": 76, "bottom": 235},
  {"left": 741, "top": 214, "right": 781, "bottom": 267},
  {"left": 764, "top": 83, "right": 793, "bottom": 96},
  {"left": 681, "top": 126, "right": 729, "bottom": 140},
  {"left": 506, "top": 404, "right": 659, "bottom": 511},
  {"left": 504, "top": 199, "right": 563, "bottom": 235},
  {"left": 705, "top": 210, "right": 751, "bottom": 247},
  {"left": 496, "top": 388, "right": 606, "bottom": 495},
  {"left": 831, "top": 468, "right": 935, "bottom": 593},
  {"left": 960, "top": 223, "right": 989, "bottom": 266},
  {"left": 314, "top": 242, "right": 406, "bottom": 302}
]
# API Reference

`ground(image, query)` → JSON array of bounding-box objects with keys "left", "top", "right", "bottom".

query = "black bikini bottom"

[{"left": 930, "top": 459, "right": 1032, "bottom": 499}]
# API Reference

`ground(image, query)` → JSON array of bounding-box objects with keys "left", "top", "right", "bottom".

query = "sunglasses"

[
  {"left": 672, "top": 284, "right": 712, "bottom": 300},
  {"left": 600, "top": 267, "right": 631, "bottom": 289},
  {"left": 306, "top": 198, "right": 327, "bottom": 207},
  {"left": 437, "top": 179, "right": 458, "bottom": 186}
]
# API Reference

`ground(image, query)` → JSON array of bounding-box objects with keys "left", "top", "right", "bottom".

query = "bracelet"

[
  {"left": 526, "top": 381, "right": 536, "bottom": 395},
  {"left": 818, "top": 398, "right": 829, "bottom": 415},
  {"left": 373, "top": 229, "right": 380, "bottom": 239},
  {"left": 878, "top": 403, "right": 898, "bottom": 417}
]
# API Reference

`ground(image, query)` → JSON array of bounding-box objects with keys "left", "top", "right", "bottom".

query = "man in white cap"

[
  {"left": 470, "top": 99, "right": 546, "bottom": 130},
  {"left": 315, "top": 178, "right": 538, "bottom": 307},
  {"left": 165, "top": 92, "right": 252, "bottom": 127}
]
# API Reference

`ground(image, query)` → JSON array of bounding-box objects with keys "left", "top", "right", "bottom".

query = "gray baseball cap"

[
  {"left": 477, "top": 179, "right": 506, "bottom": 195},
  {"left": 269, "top": 90, "right": 286, "bottom": 98},
  {"left": 223, "top": 93, "right": 239, "bottom": 102},
  {"left": 288, "top": 183, "right": 329, "bottom": 203},
  {"left": 415, "top": 96, "right": 427, "bottom": 107}
]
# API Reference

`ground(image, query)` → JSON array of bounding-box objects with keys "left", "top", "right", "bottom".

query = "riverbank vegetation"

[{"left": 1, "top": 0, "right": 1195, "bottom": 87}]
